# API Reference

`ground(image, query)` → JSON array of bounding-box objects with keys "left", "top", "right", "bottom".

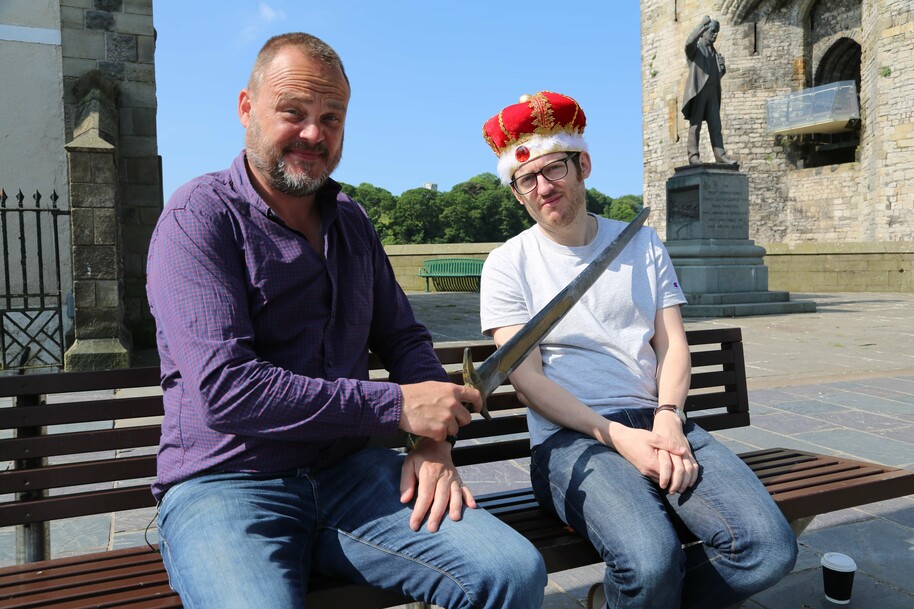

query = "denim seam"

[
  {"left": 680, "top": 490, "right": 734, "bottom": 574},
  {"left": 328, "top": 527, "right": 480, "bottom": 608}
]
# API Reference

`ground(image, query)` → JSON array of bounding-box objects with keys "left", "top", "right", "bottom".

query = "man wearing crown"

[{"left": 479, "top": 92, "right": 796, "bottom": 609}]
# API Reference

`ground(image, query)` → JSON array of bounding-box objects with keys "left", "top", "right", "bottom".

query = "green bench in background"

[{"left": 417, "top": 257, "right": 483, "bottom": 292}]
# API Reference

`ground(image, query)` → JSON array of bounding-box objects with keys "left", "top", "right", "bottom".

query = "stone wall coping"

[{"left": 763, "top": 241, "right": 914, "bottom": 255}]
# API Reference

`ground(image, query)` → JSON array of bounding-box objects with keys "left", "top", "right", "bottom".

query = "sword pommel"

[{"left": 462, "top": 347, "right": 492, "bottom": 421}]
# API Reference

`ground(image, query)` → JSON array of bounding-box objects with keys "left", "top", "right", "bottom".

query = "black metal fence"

[{"left": 0, "top": 188, "right": 69, "bottom": 371}]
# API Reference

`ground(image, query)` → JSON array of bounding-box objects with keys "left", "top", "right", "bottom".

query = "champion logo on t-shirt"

[{"left": 673, "top": 282, "right": 680, "bottom": 288}]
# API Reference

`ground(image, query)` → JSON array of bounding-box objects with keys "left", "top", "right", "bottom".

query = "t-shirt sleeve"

[
  {"left": 651, "top": 229, "right": 688, "bottom": 309},
  {"left": 480, "top": 244, "right": 531, "bottom": 335}
]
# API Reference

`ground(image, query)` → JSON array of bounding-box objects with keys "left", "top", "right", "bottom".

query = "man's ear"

[
  {"left": 238, "top": 89, "right": 252, "bottom": 128},
  {"left": 579, "top": 151, "right": 593, "bottom": 180}
]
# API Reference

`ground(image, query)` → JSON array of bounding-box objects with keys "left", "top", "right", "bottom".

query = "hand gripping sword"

[{"left": 465, "top": 207, "right": 650, "bottom": 421}]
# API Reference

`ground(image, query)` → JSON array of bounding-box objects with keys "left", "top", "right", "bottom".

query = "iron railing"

[{"left": 0, "top": 188, "right": 69, "bottom": 371}]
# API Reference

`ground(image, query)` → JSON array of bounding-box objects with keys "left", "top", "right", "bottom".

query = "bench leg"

[{"left": 789, "top": 516, "right": 815, "bottom": 537}]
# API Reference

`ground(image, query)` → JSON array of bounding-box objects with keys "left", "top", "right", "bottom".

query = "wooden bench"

[
  {"left": 2, "top": 327, "right": 913, "bottom": 608},
  {"left": 417, "top": 258, "right": 483, "bottom": 292}
]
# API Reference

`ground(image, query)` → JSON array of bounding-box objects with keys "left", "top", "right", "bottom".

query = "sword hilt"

[{"left": 462, "top": 347, "right": 492, "bottom": 421}]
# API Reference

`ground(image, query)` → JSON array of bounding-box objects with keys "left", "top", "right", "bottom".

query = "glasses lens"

[
  {"left": 543, "top": 159, "right": 570, "bottom": 181},
  {"left": 513, "top": 174, "right": 537, "bottom": 194}
]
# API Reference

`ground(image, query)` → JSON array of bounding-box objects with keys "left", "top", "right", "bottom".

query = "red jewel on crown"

[{"left": 515, "top": 146, "right": 530, "bottom": 162}]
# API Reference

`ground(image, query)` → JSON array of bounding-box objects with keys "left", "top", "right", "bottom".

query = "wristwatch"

[{"left": 654, "top": 403, "right": 687, "bottom": 425}]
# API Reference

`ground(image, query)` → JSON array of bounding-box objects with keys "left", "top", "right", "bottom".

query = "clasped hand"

[{"left": 611, "top": 418, "right": 699, "bottom": 495}]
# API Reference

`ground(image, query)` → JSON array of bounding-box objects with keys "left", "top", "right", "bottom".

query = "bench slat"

[
  {"left": 1, "top": 426, "right": 161, "bottom": 462},
  {"left": 0, "top": 396, "right": 163, "bottom": 429},
  {"left": 0, "top": 455, "right": 156, "bottom": 495},
  {"left": 0, "top": 486, "right": 154, "bottom": 526}
]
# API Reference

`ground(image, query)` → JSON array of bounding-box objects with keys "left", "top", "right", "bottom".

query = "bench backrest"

[
  {"left": 418, "top": 258, "right": 484, "bottom": 276},
  {"left": 0, "top": 327, "right": 747, "bottom": 528}
]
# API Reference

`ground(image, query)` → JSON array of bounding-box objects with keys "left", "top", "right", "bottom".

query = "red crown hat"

[{"left": 482, "top": 91, "right": 587, "bottom": 185}]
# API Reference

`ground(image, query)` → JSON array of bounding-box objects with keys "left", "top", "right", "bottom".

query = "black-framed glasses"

[{"left": 510, "top": 153, "right": 579, "bottom": 195}]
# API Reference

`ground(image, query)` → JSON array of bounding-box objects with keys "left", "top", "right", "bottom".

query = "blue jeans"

[
  {"left": 158, "top": 446, "right": 546, "bottom": 609},
  {"left": 530, "top": 409, "right": 797, "bottom": 609}
]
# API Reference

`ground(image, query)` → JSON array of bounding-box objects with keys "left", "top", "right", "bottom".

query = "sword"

[{"left": 466, "top": 207, "right": 650, "bottom": 421}]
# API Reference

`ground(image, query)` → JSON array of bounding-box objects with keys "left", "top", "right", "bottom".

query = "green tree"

[
  {"left": 340, "top": 182, "right": 398, "bottom": 242},
  {"left": 440, "top": 174, "right": 530, "bottom": 242},
  {"left": 387, "top": 187, "right": 444, "bottom": 244},
  {"left": 585, "top": 188, "right": 613, "bottom": 217},
  {"left": 608, "top": 194, "right": 643, "bottom": 222}
]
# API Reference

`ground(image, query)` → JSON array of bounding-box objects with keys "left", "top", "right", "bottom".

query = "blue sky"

[{"left": 153, "top": 1, "right": 644, "bottom": 200}]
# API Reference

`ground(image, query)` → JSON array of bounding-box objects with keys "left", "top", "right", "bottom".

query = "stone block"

[
  {"left": 136, "top": 34, "right": 155, "bottom": 63},
  {"left": 73, "top": 308, "right": 123, "bottom": 340},
  {"left": 61, "top": 27, "right": 105, "bottom": 61},
  {"left": 95, "top": 280, "right": 121, "bottom": 307},
  {"left": 113, "top": 11, "right": 154, "bottom": 36},
  {"left": 85, "top": 10, "right": 114, "bottom": 31},
  {"left": 98, "top": 60, "right": 125, "bottom": 81},
  {"left": 124, "top": 0, "right": 153, "bottom": 16},
  {"left": 93, "top": 208, "right": 118, "bottom": 245},
  {"left": 64, "top": 338, "right": 129, "bottom": 371},
  {"left": 90, "top": 152, "right": 117, "bottom": 184},
  {"left": 73, "top": 280, "right": 96, "bottom": 308},
  {"left": 95, "top": 0, "right": 123, "bottom": 14},
  {"left": 70, "top": 208, "right": 95, "bottom": 245},
  {"left": 70, "top": 182, "right": 116, "bottom": 208},
  {"left": 73, "top": 245, "right": 118, "bottom": 279}
]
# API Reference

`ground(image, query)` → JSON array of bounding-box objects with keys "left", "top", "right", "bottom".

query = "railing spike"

[
  {"left": 16, "top": 189, "right": 25, "bottom": 207},
  {"left": 0, "top": 188, "right": 6, "bottom": 207},
  {"left": 33, "top": 190, "right": 42, "bottom": 207},
  {"left": 50, "top": 190, "right": 59, "bottom": 208}
]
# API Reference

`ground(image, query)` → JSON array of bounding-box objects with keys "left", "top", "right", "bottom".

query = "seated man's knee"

[{"left": 472, "top": 541, "right": 546, "bottom": 609}]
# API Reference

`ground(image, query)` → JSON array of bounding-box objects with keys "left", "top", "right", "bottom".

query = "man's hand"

[
  {"left": 607, "top": 424, "right": 697, "bottom": 494},
  {"left": 399, "top": 381, "right": 481, "bottom": 442},
  {"left": 400, "top": 438, "right": 476, "bottom": 532},
  {"left": 651, "top": 412, "right": 699, "bottom": 494}
]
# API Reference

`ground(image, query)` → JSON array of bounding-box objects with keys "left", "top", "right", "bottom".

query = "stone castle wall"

[{"left": 641, "top": 0, "right": 913, "bottom": 255}]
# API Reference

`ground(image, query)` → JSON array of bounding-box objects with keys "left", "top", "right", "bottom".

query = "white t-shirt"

[{"left": 480, "top": 214, "right": 687, "bottom": 446}]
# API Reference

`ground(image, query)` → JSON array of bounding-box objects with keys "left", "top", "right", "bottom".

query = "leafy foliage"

[{"left": 339, "top": 175, "right": 642, "bottom": 244}]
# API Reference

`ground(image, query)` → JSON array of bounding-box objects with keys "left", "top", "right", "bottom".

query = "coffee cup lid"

[{"left": 821, "top": 552, "right": 857, "bottom": 572}]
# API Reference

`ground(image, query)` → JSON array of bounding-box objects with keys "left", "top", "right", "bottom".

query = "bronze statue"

[{"left": 681, "top": 16, "right": 735, "bottom": 165}]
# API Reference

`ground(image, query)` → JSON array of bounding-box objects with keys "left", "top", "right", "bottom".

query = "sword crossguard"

[{"left": 462, "top": 347, "right": 492, "bottom": 421}]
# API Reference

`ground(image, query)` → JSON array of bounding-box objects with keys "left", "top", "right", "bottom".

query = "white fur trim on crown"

[{"left": 496, "top": 132, "right": 588, "bottom": 185}]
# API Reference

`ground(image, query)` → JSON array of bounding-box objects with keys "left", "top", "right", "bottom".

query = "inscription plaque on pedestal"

[{"left": 667, "top": 167, "right": 749, "bottom": 240}]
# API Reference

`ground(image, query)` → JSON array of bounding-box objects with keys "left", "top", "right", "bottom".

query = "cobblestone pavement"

[{"left": 2, "top": 292, "right": 912, "bottom": 608}]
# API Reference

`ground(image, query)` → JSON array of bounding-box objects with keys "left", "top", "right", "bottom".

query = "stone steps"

[{"left": 681, "top": 293, "right": 817, "bottom": 317}]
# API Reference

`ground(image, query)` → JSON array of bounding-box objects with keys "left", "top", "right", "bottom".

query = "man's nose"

[
  {"left": 534, "top": 173, "right": 555, "bottom": 193},
  {"left": 298, "top": 121, "right": 323, "bottom": 142}
]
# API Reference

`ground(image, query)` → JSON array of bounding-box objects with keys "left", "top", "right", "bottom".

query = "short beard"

[
  {"left": 247, "top": 118, "right": 343, "bottom": 197},
  {"left": 268, "top": 146, "right": 337, "bottom": 197}
]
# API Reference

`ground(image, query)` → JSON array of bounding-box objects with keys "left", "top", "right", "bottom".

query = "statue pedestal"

[{"left": 666, "top": 164, "right": 815, "bottom": 317}]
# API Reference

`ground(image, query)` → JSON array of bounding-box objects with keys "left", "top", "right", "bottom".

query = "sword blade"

[{"left": 465, "top": 207, "right": 651, "bottom": 420}]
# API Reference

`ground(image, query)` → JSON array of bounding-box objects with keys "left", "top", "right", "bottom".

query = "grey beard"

[{"left": 269, "top": 157, "right": 330, "bottom": 197}]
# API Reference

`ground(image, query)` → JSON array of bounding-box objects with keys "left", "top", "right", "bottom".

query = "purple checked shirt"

[{"left": 146, "top": 151, "right": 447, "bottom": 501}]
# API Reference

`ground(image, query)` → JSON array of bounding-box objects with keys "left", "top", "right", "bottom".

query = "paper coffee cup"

[{"left": 821, "top": 552, "right": 856, "bottom": 604}]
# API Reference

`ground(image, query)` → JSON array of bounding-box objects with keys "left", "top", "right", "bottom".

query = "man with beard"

[
  {"left": 146, "top": 33, "right": 545, "bottom": 609},
  {"left": 479, "top": 92, "right": 796, "bottom": 609}
]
